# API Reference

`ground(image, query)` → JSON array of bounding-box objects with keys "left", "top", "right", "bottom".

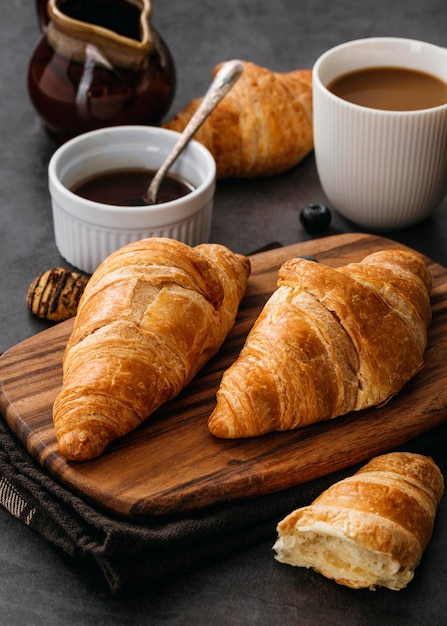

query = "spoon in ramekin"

[{"left": 143, "top": 59, "right": 243, "bottom": 204}]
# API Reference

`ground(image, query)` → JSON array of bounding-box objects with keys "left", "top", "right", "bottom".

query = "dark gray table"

[{"left": 1, "top": 1, "right": 447, "bottom": 624}]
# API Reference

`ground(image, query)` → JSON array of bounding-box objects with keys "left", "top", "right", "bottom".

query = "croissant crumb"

[
  {"left": 274, "top": 452, "right": 444, "bottom": 591},
  {"left": 27, "top": 267, "right": 89, "bottom": 322}
]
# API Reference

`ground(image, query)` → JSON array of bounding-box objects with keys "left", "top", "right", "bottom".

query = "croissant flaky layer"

[
  {"left": 273, "top": 452, "right": 444, "bottom": 590},
  {"left": 53, "top": 238, "right": 251, "bottom": 461},
  {"left": 208, "top": 249, "right": 432, "bottom": 438},
  {"left": 163, "top": 61, "right": 313, "bottom": 179}
]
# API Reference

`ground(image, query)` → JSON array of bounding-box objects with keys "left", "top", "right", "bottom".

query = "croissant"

[
  {"left": 273, "top": 452, "right": 444, "bottom": 590},
  {"left": 208, "top": 249, "right": 432, "bottom": 438},
  {"left": 163, "top": 61, "right": 313, "bottom": 179},
  {"left": 53, "top": 238, "right": 251, "bottom": 461}
]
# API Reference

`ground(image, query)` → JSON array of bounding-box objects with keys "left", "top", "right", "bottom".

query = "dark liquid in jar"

[
  {"left": 328, "top": 66, "right": 447, "bottom": 111},
  {"left": 71, "top": 168, "right": 195, "bottom": 206},
  {"left": 58, "top": 0, "right": 141, "bottom": 40}
]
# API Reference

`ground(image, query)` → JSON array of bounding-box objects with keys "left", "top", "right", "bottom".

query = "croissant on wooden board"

[
  {"left": 53, "top": 238, "right": 251, "bottom": 461},
  {"left": 273, "top": 452, "right": 444, "bottom": 590},
  {"left": 163, "top": 61, "right": 313, "bottom": 179},
  {"left": 208, "top": 249, "right": 432, "bottom": 438}
]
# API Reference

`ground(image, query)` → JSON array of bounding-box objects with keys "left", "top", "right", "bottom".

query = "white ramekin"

[{"left": 48, "top": 125, "right": 216, "bottom": 273}]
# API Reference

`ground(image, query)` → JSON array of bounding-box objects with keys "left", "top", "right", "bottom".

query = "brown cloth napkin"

[
  {"left": 0, "top": 414, "right": 354, "bottom": 592},
  {"left": 1, "top": 415, "right": 446, "bottom": 593}
]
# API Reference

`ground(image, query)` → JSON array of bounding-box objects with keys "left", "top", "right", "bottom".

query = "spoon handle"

[{"left": 144, "top": 59, "right": 244, "bottom": 204}]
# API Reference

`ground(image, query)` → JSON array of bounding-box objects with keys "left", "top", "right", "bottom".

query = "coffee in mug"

[{"left": 328, "top": 66, "right": 447, "bottom": 111}]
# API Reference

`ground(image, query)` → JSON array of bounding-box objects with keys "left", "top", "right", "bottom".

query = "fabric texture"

[
  {"left": 0, "top": 414, "right": 357, "bottom": 592},
  {"left": 1, "top": 413, "right": 446, "bottom": 592}
]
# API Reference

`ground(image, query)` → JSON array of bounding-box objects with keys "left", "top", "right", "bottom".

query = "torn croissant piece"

[
  {"left": 273, "top": 452, "right": 444, "bottom": 591},
  {"left": 163, "top": 61, "right": 313, "bottom": 179},
  {"left": 53, "top": 238, "right": 251, "bottom": 461},
  {"left": 208, "top": 249, "right": 432, "bottom": 438},
  {"left": 27, "top": 267, "right": 89, "bottom": 321}
]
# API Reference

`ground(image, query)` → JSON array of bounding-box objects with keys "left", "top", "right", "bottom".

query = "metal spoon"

[{"left": 143, "top": 59, "right": 244, "bottom": 204}]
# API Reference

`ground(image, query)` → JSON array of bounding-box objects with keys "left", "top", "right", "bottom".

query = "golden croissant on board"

[
  {"left": 273, "top": 452, "right": 444, "bottom": 590},
  {"left": 208, "top": 249, "right": 432, "bottom": 438},
  {"left": 53, "top": 238, "right": 251, "bottom": 461},
  {"left": 163, "top": 61, "right": 313, "bottom": 179}
]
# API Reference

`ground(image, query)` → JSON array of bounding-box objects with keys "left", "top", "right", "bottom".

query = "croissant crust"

[
  {"left": 53, "top": 238, "right": 250, "bottom": 460},
  {"left": 208, "top": 249, "right": 432, "bottom": 438},
  {"left": 164, "top": 61, "right": 313, "bottom": 179}
]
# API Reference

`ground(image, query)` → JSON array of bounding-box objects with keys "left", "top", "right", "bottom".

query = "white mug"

[{"left": 313, "top": 37, "right": 447, "bottom": 230}]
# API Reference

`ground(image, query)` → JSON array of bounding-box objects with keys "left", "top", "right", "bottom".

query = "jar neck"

[{"left": 46, "top": 0, "right": 153, "bottom": 70}]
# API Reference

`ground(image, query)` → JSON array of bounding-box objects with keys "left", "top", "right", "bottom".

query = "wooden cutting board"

[{"left": 1, "top": 233, "right": 447, "bottom": 521}]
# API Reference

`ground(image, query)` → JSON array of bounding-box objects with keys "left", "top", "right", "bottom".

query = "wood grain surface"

[{"left": 1, "top": 233, "right": 447, "bottom": 521}]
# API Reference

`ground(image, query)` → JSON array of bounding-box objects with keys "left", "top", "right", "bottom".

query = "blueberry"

[{"left": 299, "top": 203, "right": 332, "bottom": 234}]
